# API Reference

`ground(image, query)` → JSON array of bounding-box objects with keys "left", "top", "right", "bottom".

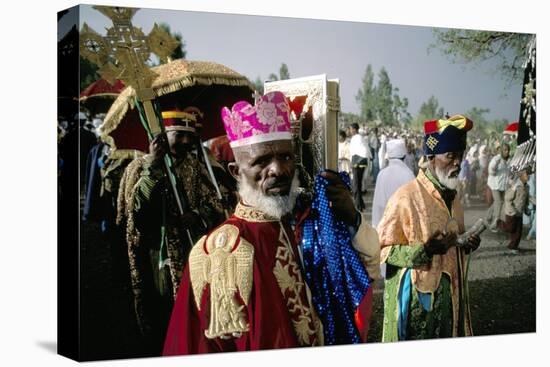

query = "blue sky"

[{"left": 59, "top": 4, "right": 527, "bottom": 123}]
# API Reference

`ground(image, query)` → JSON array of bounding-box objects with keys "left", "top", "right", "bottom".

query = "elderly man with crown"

[
  {"left": 117, "top": 107, "right": 225, "bottom": 353},
  {"left": 162, "top": 91, "right": 381, "bottom": 355},
  {"left": 377, "top": 115, "right": 482, "bottom": 342}
]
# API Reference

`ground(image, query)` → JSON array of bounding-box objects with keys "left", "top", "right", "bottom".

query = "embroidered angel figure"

[{"left": 189, "top": 225, "right": 254, "bottom": 339}]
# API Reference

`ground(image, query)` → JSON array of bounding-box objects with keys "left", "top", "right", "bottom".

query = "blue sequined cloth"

[{"left": 302, "top": 171, "right": 371, "bottom": 345}]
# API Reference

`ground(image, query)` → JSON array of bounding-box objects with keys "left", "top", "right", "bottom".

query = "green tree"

[
  {"left": 430, "top": 29, "right": 533, "bottom": 85},
  {"left": 412, "top": 96, "right": 445, "bottom": 130},
  {"left": 375, "top": 67, "right": 394, "bottom": 125},
  {"left": 279, "top": 63, "right": 290, "bottom": 80},
  {"left": 400, "top": 97, "right": 413, "bottom": 125},
  {"left": 355, "top": 64, "right": 376, "bottom": 122},
  {"left": 267, "top": 63, "right": 291, "bottom": 82},
  {"left": 392, "top": 87, "right": 412, "bottom": 125},
  {"left": 252, "top": 76, "right": 264, "bottom": 94},
  {"left": 339, "top": 112, "right": 362, "bottom": 130},
  {"left": 80, "top": 56, "right": 100, "bottom": 92},
  {"left": 464, "top": 107, "right": 509, "bottom": 140}
]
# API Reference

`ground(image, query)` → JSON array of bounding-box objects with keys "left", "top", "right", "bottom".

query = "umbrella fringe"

[
  {"left": 100, "top": 76, "right": 252, "bottom": 144},
  {"left": 154, "top": 76, "right": 253, "bottom": 97},
  {"left": 100, "top": 88, "right": 137, "bottom": 143}
]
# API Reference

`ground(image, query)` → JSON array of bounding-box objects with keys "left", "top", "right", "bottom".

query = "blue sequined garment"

[{"left": 302, "top": 171, "right": 371, "bottom": 345}]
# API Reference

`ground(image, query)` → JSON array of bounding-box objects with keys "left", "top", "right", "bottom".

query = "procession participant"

[
  {"left": 371, "top": 138, "right": 415, "bottom": 228},
  {"left": 184, "top": 105, "right": 237, "bottom": 214},
  {"left": 163, "top": 91, "right": 381, "bottom": 355},
  {"left": 497, "top": 169, "right": 530, "bottom": 253},
  {"left": 377, "top": 115, "right": 481, "bottom": 341},
  {"left": 338, "top": 129, "right": 351, "bottom": 174},
  {"left": 486, "top": 143, "right": 511, "bottom": 231},
  {"left": 117, "top": 108, "right": 224, "bottom": 353},
  {"left": 349, "top": 123, "right": 371, "bottom": 211}
]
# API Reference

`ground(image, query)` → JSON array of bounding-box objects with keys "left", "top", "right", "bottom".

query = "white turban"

[{"left": 386, "top": 138, "right": 407, "bottom": 159}]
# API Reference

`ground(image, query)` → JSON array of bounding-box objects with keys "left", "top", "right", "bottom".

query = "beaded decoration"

[{"left": 301, "top": 171, "right": 371, "bottom": 345}]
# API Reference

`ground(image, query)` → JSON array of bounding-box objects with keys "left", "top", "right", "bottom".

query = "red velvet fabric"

[
  {"left": 163, "top": 211, "right": 373, "bottom": 355},
  {"left": 163, "top": 216, "right": 307, "bottom": 355}
]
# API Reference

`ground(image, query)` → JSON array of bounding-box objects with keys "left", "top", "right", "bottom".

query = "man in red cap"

[
  {"left": 377, "top": 115, "right": 481, "bottom": 341},
  {"left": 118, "top": 108, "right": 225, "bottom": 354},
  {"left": 163, "top": 92, "right": 381, "bottom": 355}
]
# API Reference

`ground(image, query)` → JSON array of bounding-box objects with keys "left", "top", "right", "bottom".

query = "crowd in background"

[{"left": 338, "top": 122, "right": 536, "bottom": 250}]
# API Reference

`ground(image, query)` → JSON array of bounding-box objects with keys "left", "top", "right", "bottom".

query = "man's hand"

[
  {"left": 463, "top": 234, "right": 481, "bottom": 254},
  {"left": 425, "top": 230, "right": 457, "bottom": 256},
  {"left": 149, "top": 133, "right": 169, "bottom": 163},
  {"left": 321, "top": 171, "right": 359, "bottom": 226}
]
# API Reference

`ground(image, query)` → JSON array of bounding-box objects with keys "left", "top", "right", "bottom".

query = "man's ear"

[{"left": 228, "top": 162, "right": 240, "bottom": 182}]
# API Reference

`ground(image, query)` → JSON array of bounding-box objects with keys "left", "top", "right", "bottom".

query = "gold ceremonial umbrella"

[{"left": 100, "top": 58, "right": 255, "bottom": 156}]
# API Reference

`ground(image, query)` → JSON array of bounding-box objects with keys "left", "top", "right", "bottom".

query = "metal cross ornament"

[
  {"left": 79, "top": 6, "right": 190, "bottom": 223},
  {"left": 80, "top": 6, "right": 178, "bottom": 93}
]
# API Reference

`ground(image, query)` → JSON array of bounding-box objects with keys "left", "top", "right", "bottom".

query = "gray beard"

[
  {"left": 238, "top": 172, "right": 300, "bottom": 219},
  {"left": 434, "top": 166, "right": 459, "bottom": 190}
]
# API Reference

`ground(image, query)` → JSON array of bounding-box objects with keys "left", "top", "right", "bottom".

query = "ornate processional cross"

[{"left": 79, "top": 6, "right": 188, "bottom": 218}]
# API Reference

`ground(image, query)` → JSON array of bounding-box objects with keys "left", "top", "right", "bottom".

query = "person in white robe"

[{"left": 371, "top": 138, "right": 416, "bottom": 228}]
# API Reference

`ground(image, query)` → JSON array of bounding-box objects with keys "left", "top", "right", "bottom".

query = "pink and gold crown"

[{"left": 221, "top": 91, "right": 291, "bottom": 148}]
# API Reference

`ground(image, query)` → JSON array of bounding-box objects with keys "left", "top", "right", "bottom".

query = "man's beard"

[
  {"left": 434, "top": 165, "right": 460, "bottom": 190},
  {"left": 238, "top": 172, "right": 300, "bottom": 219}
]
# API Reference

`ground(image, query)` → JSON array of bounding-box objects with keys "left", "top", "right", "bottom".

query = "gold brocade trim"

[
  {"left": 108, "top": 149, "right": 145, "bottom": 160},
  {"left": 442, "top": 269, "right": 459, "bottom": 337},
  {"left": 272, "top": 227, "right": 319, "bottom": 346},
  {"left": 189, "top": 224, "right": 253, "bottom": 339},
  {"left": 234, "top": 202, "right": 279, "bottom": 222},
  {"left": 116, "top": 156, "right": 146, "bottom": 227}
]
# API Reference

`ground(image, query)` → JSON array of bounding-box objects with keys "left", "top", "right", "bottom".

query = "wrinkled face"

[
  {"left": 166, "top": 130, "right": 195, "bottom": 157},
  {"left": 429, "top": 151, "right": 464, "bottom": 190},
  {"left": 229, "top": 140, "right": 295, "bottom": 197}
]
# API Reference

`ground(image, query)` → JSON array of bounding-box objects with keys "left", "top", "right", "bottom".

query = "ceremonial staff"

[
  {"left": 197, "top": 139, "right": 230, "bottom": 218},
  {"left": 80, "top": 6, "right": 193, "bottom": 243}
]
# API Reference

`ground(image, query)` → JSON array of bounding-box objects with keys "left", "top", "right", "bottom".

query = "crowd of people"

[
  {"left": 63, "top": 93, "right": 535, "bottom": 357},
  {"left": 338, "top": 121, "right": 536, "bottom": 252}
]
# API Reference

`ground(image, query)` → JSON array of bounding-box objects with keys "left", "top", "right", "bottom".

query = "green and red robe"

[{"left": 377, "top": 169, "right": 473, "bottom": 342}]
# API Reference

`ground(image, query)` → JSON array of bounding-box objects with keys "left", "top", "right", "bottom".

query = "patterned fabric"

[
  {"left": 117, "top": 153, "right": 224, "bottom": 339},
  {"left": 382, "top": 248, "right": 453, "bottom": 341},
  {"left": 221, "top": 91, "right": 291, "bottom": 147},
  {"left": 406, "top": 273, "right": 452, "bottom": 340},
  {"left": 377, "top": 169, "right": 472, "bottom": 340},
  {"left": 188, "top": 224, "right": 254, "bottom": 339},
  {"left": 302, "top": 172, "right": 370, "bottom": 345}
]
